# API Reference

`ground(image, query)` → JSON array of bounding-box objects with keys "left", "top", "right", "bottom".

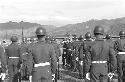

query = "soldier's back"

[
  {"left": 6, "top": 43, "right": 20, "bottom": 57},
  {"left": 29, "top": 41, "right": 56, "bottom": 65}
]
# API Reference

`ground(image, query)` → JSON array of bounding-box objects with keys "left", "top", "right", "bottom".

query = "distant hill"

[
  {"left": 50, "top": 17, "right": 125, "bottom": 37},
  {"left": 0, "top": 21, "right": 58, "bottom": 40},
  {"left": 1, "top": 17, "right": 125, "bottom": 40}
]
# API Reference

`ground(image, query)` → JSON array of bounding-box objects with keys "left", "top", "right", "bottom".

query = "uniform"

[
  {"left": 20, "top": 42, "right": 29, "bottom": 80},
  {"left": 115, "top": 31, "right": 125, "bottom": 82},
  {"left": 51, "top": 40, "right": 61, "bottom": 80},
  {"left": 86, "top": 38, "right": 117, "bottom": 82},
  {"left": 6, "top": 36, "right": 21, "bottom": 82},
  {"left": 0, "top": 45, "right": 7, "bottom": 82},
  {"left": 28, "top": 27, "right": 57, "bottom": 82},
  {"left": 51, "top": 41, "right": 61, "bottom": 59},
  {"left": 62, "top": 41, "right": 67, "bottom": 66},
  {"left": 66, "top": 41, "right": 73, "bottom": 68},
  {"left": 82, "top": 39, "right": 93, "bottom": 79},
  {"left": 85, "top": 26, "right": 117, "bottom": 82},
  {"left": 74, "top": 35, "right": 83, "bottom": 79}
]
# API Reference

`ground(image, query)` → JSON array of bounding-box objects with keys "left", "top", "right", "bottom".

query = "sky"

[{"left": 0, "top": 0, "right": 125, "bottom": 26}]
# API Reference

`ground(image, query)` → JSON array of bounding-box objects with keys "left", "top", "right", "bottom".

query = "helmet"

[
  {"left": 79, "top": 35, "right": 84, "bottom": 40},
  {"left": 119, "top": 31, "right": 125, "bottom": 37},
  {"left": 35, "top": 27, "right": 47, "bottom": 36},
  {"left": 11, "top": 36, "right": 18, "bottom": 42},
  {"left": 106, "top": 34, "right": 112, "bottom": 39},
  {"left": 85, "top": 32, "right": 91, "bottom": 39},
  {"left": 93, "top": 26, "right": 104, "bottom": 35}
]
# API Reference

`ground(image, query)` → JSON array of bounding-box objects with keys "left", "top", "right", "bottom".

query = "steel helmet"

[
  {"left": 79, "top": 35, "right": 84, "bottom": 40},
  {"left": 85, "top": 32, "right": 91, "bottom": 39},
  {"left": 11, "top": 36, "right": 18, "bottom": 42},
  {"left": 93, "top": 25, "right": 104, "bottom": 35},
  {"left": 119, "top": 30, "right": 125, "bottom": 37},
  {"left": 35, "top": 27, "right": 47, "bottom": 36}
]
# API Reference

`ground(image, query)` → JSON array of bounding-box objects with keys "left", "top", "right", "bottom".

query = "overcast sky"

[{"left": 0, "top": 0, "right": 125, "bottom": 26}]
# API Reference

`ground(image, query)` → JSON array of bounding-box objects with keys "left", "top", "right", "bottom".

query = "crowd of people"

[{"left": 0, "top": 25, "right": 124, "bottom": 82}]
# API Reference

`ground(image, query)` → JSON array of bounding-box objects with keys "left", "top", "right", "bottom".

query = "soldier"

[
  {"left": 77, "top": 35, "right": 85, "bottom": 79},
  {"left": 85, "top": 26, "right": 117, "bottom": 82},
  {"left": 115, "top": 30, "right": 125, "bottom": 82},
  {"left": 0, "top": 41, "right": 7, "bottom": 82},
  {"left": 70, "top": 35, "right": 80, "bottom": 72},
  {"left": 62, "top": 39, "right": 68, "bottom": 67},
  {"left": 51, "top": 37, "right": 61, "bottom": 59},
  {"left": 6, "top": 36, "right": 21, "bottom": 82},
  {"left": 20, "top": 38, "right": 29, "bottom": 81},
  {"left": 79, "top": 32, "right": 93, "bottom": 79},
  {"left": 28, "top": 27, "right": 57, "bottom": 82},
  {"left": 51, "top": 36, "right": 61, "bottom": 80}
]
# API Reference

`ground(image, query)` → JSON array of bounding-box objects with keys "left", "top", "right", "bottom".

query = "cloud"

[{"left": 0, "top": 0, "right": 125, "bottom": 26}]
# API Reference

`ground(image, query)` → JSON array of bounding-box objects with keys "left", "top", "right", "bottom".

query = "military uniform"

[
  {"left": 0, "top": 45, "right": 7, "bottom": 82},
  {"left": 66, "top": 41, "right": 73, "bottom": 68},
  {"left": 85, "top": 26, "right": 116, "bottom": 82},
  {"left": 6, "top": 36, "right": 21, "bottom": 82},
  {"left": 20, "top": 42, "right": 29, "bottom": 80},
  {"left": 28, "top": 27, "right": 57, "bottom": 82},
  {"left": 51, "top": 40, "right": 61, "bottom": 59},
  {"left": 115, "top": 31, "right": 125, "bottom": 82},
  {"left": 80, "top": 33, "right": 93, "bottom": 79},
  {"left": 74, "top": 35, "right": 84, "bottom": 79},
  {"left": 62, "top": 41, "right": 67, "bottom": 66},
  {"left": 51, "top": 39, "right": 61, "bottom": 80}
]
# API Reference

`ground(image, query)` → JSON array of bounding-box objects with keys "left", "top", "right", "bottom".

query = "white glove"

[
  {"left": 79, "top": 61, "right": 83, "bottom": 65},
  {"left": 29, "top": 76, "right": 32, "bottom": 82},
  {"left": 76, "top": 57, "right": 79, "bottom": 61},
  {"left": 86, "top": 73, "right": 90, "bottom": 80},
  {"left": 52, "top": 74, "right": 55, "bottom": 80},
  {"left": 1, "top": 73, "right": 6, "bottom": 80},
  {"left": 108, "top": 72, "right": 114, "bottom": 79}
]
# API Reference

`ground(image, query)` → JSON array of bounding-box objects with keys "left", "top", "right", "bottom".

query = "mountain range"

[{"left": 1, "top": 17, "right": 125, "bottom": 40}]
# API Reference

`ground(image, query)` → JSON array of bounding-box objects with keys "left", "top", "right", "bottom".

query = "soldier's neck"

[
  {"left": 95, "top": 35, "right": 104, "bottom": 40},
  {"left": 38, "top": 38, "right": 45, "bottom": 42}
]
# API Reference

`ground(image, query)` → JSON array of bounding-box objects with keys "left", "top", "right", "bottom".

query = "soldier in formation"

[
  {"left": 1, "top": 25, "right": 125, "bottom": 82},
  {"left": 85, "top": 26, "right": 117, "bottom": 82},
  {"left": 27, "top": 27, "right": 57, "bottom": 82},
  {"left": 5, "top": 36, "right": 21, "bottom": 82},
  {"left": 115, "top": 30, "right": 125, "bottom": 82}
]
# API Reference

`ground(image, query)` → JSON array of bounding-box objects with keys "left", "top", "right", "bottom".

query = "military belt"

[
  {"left": 9, "top": 57, "right": 19, "bottom": 58},
  {"left": 92, "top": 61, "right": 107, "bottom": 63},
  {"left": 117, "top": 52, "right": 125, "bottom": 55},
  {"left": 34, "top": 62, "right": 50, "bottom": 67}
]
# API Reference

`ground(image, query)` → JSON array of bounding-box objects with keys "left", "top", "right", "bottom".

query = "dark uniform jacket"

[
  {"left": 85, "top": 39, "right": 117, "bottom": 73},
  {"left": 51, "top": 41, "right": 61, "bottom": 59},
  {"left": 28, "top": 41, "right": 57, "bottom": 74},
  {"left": 6, "top": 42, "right": 21, "bottom": 65},
  {"left": 20, "top": 42, "right": 29, "bottom": 61},
  {"left": 0, "top": 45, "right": 7, "bottom": 73},
  {"left": 115, "top": 39, "right": 125, "bottom": 52}
]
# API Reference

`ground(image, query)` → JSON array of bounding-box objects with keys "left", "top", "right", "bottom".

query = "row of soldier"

[
  {"left": 0, "top": 27, "right": 61, "bottom": 82},
  {"left": 0, "top": 25, "right": 125, "bottom": 82},
  {"left": 61, "top": 26, "right": 125, "bottom": 82}
]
